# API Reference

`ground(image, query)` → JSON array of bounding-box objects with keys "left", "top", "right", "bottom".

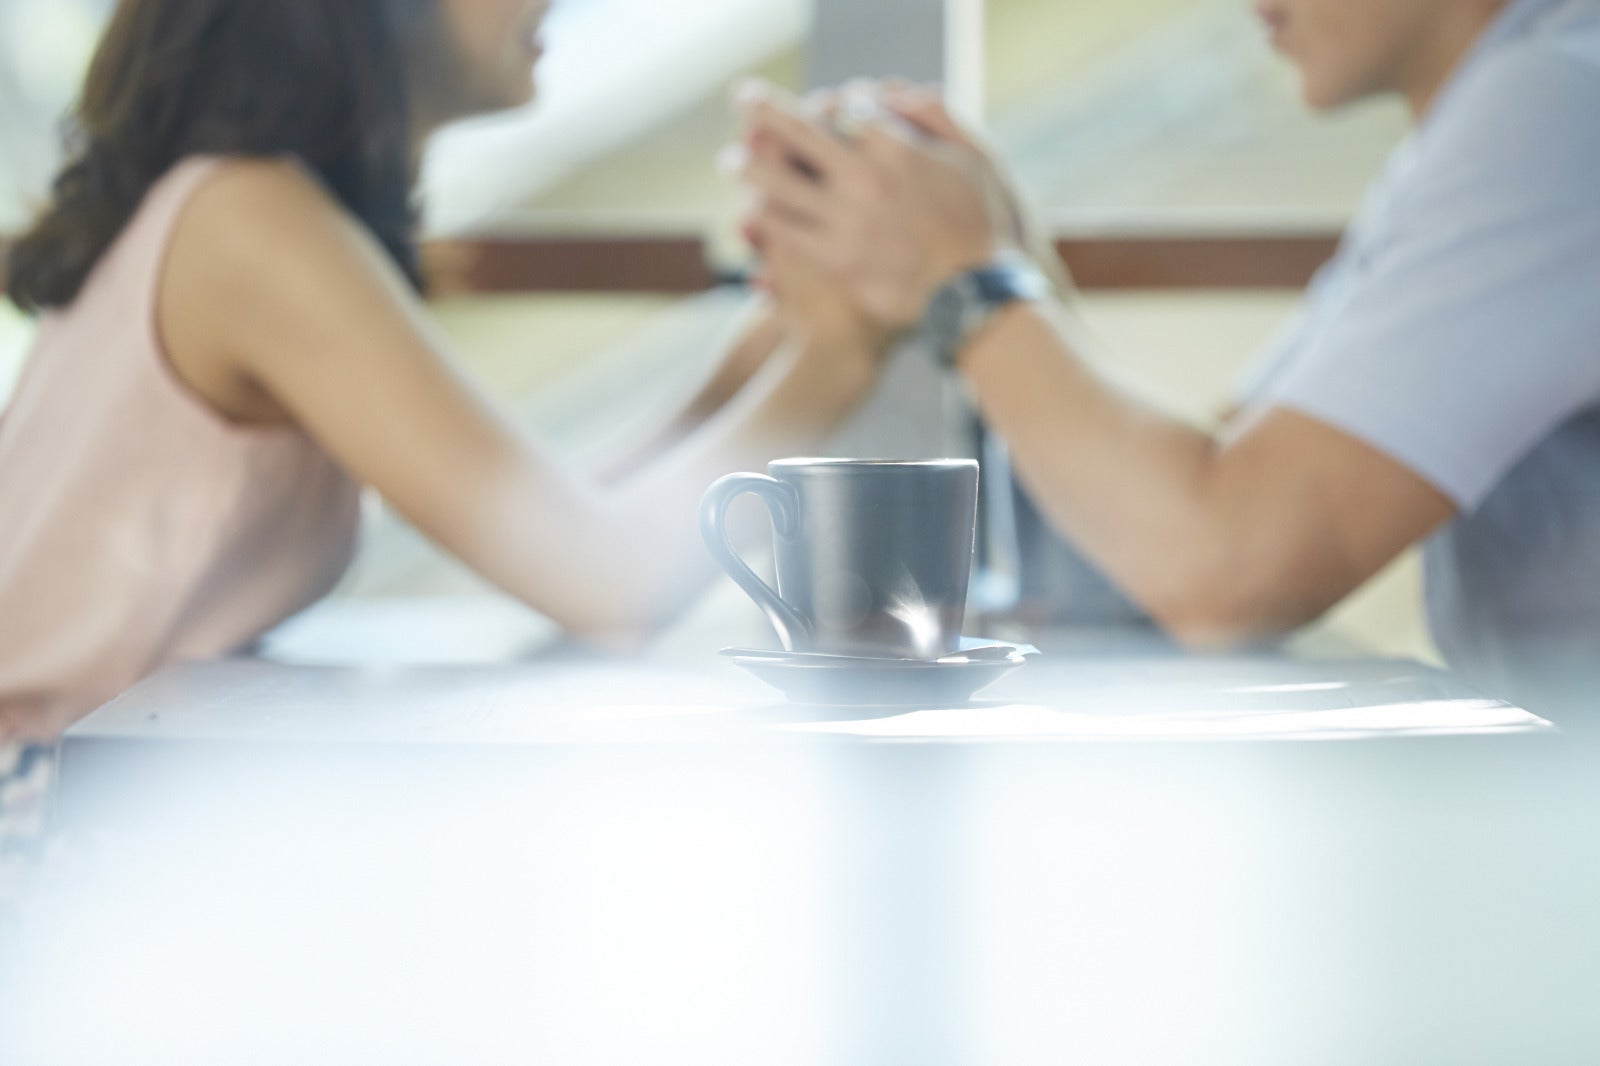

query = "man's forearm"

[{"left": 958, "top": 301, "right": 1295, "bottom": 642}]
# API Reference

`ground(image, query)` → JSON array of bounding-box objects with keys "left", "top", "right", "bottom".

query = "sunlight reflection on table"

[{"left": 781, "top": 697, "right": 1548, "bottom": 741}]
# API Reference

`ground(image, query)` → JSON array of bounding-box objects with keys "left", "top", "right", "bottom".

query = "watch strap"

[{"left": 922, "top": 253, "right": 1053, "bottom": 368}]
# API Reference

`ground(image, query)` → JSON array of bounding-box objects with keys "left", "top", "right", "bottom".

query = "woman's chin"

[
  {"left": 464, "top": 79, "right": 539, "bottom": 121},
  {"left": 503, "top": 69, "right": 540, "bottom": 110}
]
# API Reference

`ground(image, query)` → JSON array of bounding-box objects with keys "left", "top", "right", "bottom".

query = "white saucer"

[{"left": 721, "top": 638, "right": 1039, "bottom": 707}]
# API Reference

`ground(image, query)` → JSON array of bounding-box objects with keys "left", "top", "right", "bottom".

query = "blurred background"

[{"left": 0, "top": 0, "right": 1423, "bottom": 656}]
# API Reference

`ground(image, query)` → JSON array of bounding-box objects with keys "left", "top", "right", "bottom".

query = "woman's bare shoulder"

[
  {"left": 160, "top": 156, "right": 416, "bottom": 413},
  {"left": 173, "top": 157, "right": 379, "bottom": 283},
  {"left": 164, "top": 155, "right": 417, "bottom": 348}
]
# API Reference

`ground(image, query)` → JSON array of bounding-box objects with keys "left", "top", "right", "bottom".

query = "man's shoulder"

[
  {"left": 1538, "top": 0, "right": 1600, "bottom": 70},
  {"left": 1409, "top": 10, "right": 1600, "bottom": 196},
  {"left": 1476, "top": 1, "right": 1600, "bottom": 91}
]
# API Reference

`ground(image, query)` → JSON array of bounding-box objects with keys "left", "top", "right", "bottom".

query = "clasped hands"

[{"left": 725, "top": 78, "right": 1044, "bottom": 354}]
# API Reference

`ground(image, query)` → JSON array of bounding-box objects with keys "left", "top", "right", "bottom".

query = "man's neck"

[{"left": 1397, "top": 2, "right": 1512, "bottom": 119}]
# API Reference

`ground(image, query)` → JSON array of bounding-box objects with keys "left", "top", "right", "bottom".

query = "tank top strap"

[
  {"left": 121, "top": 155, "right": 228, "bottom": 311},
  {"left": 102, "top": 155, "right": 272, "bottom": 436}
]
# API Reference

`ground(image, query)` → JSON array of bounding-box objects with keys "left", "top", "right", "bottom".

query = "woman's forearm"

[
  {"left": 533, "top": 332, "right": 875, "bottom": 640},
  {"left": 588, "top": 302, "right": 787, "bottom": 486}
]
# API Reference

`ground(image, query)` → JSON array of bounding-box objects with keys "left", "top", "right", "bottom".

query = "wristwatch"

[{"left": 920, "top": 252, "right": 1053, "bottom": 368}]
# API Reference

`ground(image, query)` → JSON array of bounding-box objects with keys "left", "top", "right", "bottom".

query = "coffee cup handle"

[{"left": 700, "top": 473, "right": 814, "bottom": 652}]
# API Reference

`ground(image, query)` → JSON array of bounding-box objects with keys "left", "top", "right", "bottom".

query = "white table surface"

[
  {"left": 70, "top": 646, "right": 1549, "bottom": 748},
  {"left": 19, "top": 603, "right": 1593, "bottom": 1066},
  {"left": 62, "top": 591, "right": 1551, "bottom": 748}
]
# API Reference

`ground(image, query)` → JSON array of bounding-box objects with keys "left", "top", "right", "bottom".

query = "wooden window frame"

[
  {"left": 419, "top": 230, "right": 1338, "bottom": 296},
  {"left": 0, "top": 229, "right": 1338, "bottom": 298}
]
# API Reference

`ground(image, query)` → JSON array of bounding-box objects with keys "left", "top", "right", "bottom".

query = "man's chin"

[
  {"left": 1296, "top": 70, "right": 1374, "bottom": 113},
  {"left": 1295, "top": 83, "right": 1337, "bottom": 112}
]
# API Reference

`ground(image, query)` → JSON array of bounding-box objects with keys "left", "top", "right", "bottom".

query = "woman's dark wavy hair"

[{"left": 6, "top": 0, "right": 435, "bottom": 313}]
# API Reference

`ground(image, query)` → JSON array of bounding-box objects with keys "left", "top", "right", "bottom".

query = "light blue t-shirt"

[{"left": 1242, "top": 0, "right": 1600, "bottom": 705}]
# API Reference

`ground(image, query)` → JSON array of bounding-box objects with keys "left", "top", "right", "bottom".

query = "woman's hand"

[
  {"left": 734, "top": 88, "right": 892, "bottom": 353},
  {"left": 754, "top": 240, "right": 888, "bottom": 430},
  {"left": 735, "top": 81, "right": 1006, "bottom": 334},
  {"left": 741, "top": 202, "right": 895, "bottom": 359}
]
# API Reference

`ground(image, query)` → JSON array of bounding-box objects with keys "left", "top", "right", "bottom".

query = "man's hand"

[
  {"left": 734, "top": 79, "right": 1005, "bottom": 333},
  {"left": 871, "top": 82, "right": 1074, "bottom": 296}
]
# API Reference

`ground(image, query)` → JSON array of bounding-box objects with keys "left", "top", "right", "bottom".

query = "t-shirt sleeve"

[{"left": 1264, "top": 45, "right": 1600, "bottom": 510}]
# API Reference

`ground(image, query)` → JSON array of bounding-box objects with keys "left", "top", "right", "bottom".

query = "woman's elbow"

[
  {"left": 549, "top": 597, "right": 669, "bottom": 650},
  {"left": 541, "top": 569, "right": 693, "bottom": 650}
]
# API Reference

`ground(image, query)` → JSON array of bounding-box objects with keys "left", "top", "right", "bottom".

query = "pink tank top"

[{"left": 0, "top": 157, "right": 361, "bottom": 728}]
